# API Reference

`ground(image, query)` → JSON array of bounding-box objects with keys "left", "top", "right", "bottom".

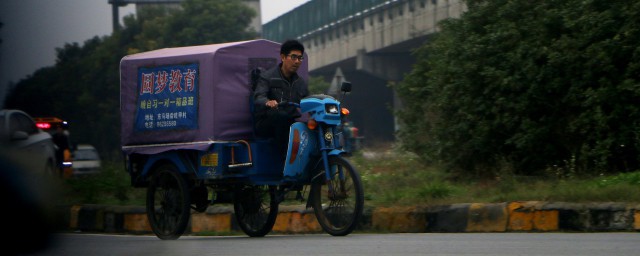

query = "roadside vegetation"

[
  {"left": 59, "top": 162, "right": 145, "bottom": 206},
  {"left": 10, "top": 0, "right": 640, "bottom": 207},
  {"left": 396, "top": 0, "right": 640, "bottom": 178},
  {"left": 352, "top": 147, "right": 640, "bottom": 206},
  {"left": 59, "top": 145, "right": 640, "bottom": 207}
]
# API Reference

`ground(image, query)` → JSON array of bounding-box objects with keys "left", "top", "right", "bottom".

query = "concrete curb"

[{"left": 59, "top": 201, "right": 640, "bottom": 234}]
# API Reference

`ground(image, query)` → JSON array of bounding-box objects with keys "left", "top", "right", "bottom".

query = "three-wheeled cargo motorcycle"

[{"left": 119, "top": 39, "right": 364, "bottom": 239}]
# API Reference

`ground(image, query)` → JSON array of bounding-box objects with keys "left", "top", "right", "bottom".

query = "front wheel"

[
  {"left": 311, "top": 156, "right": 364, "bottom": 236},
  {"left": 146, "top": 164, "right": 191, "bottom": 240},
  {"left": 234, "top": 185, "right": 279, "bottom": 237}
]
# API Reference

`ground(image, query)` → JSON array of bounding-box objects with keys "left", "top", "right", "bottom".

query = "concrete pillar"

[{"left": 356, "top": 49, "right": 413, "bottom": 81}]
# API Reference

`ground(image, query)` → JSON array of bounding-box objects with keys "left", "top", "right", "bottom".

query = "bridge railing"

[{"left": 263, "top": 0, "right": 393, "bottom": 42}]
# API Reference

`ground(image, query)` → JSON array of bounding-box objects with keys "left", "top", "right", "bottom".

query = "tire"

[
  {"left": 234, "top": 185, "right": 279, "bottom": 237},
  {"left": 146, "top": 164, "right": 191, "bottom": 240},
  {"left": 311, "top": 156, "right": 364, "bottom": 236}
]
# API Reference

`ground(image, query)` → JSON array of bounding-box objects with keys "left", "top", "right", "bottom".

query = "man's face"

[{"left": 281, "top": 49, "right": 303, "bottom": 76}]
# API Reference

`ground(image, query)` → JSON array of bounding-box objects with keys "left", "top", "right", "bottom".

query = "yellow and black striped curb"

[{"left": 58, "top": 201, "right": 640, "bottom": 234}]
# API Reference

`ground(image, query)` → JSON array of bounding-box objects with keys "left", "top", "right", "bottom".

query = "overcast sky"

[{"left": 0, "top": 0, "right": 309, "bottom": 107}]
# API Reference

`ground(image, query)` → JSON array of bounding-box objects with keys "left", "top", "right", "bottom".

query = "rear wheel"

[
  {"left": 146, "top": 164, "right": 191, "bottom": 240},
  {"left": 234, "top": 185, "right": 278, "bottom": 237},
  {"left": 311, "top": 156, "right": 364, "bottom": 236}
]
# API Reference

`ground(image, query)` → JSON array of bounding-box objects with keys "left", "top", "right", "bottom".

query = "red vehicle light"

[{"left": 36, "top": 122, "right": 51, "bottom": 129}]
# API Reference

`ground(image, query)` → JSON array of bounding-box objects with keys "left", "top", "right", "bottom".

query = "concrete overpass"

[{"left": 264, "top": 0, "right": 466, "bottom": 143}]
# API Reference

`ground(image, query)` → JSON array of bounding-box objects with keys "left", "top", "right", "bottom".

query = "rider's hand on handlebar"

[
  {"left": 266, "top": 100, "right": 300, "bottom": 109},
  {"left": 266, "top": 100, "right": 278, "bottom": 108}
]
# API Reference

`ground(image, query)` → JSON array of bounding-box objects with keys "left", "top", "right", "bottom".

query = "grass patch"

[
  {"left": 351, "top": 147, "right": 640, "bottom": 206},
  {"left": 59, "top": 161, "right": 145, "bottom": 206},
  {"left": 56, "top": 147, "right": 640, "bottom": 207}
]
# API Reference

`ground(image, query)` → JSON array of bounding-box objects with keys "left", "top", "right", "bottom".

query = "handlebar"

[{"left": 277, "top": 102, "right": 300, "bottom": 108}]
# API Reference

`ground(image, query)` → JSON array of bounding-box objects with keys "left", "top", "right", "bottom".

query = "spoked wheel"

[
  {"left": 233, "top": 185, "right": 279, "bottom": 237},
  {"left": 311, "top": 156, "right": 364, "bottom": 236},
  {"left": 146, "top": 164, "right": 191, "bottom": 240}
]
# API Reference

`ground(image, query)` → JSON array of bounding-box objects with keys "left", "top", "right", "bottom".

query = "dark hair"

[{"left": 280, "top": 39, "right": 305, "bottom": 55}]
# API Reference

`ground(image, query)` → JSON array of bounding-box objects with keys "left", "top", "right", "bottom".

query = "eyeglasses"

[{"left": 286, "top": 54, "right": 304, "bottom": 61}]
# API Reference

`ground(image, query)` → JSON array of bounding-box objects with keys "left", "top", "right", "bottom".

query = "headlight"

[
  {"left": 324, "top": 131, "right": 333, "bottom": 141},
  {"left": 325, "top": 104, "right": 339, "bottom": 114}
]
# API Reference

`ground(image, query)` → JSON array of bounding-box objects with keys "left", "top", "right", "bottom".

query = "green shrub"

[
  {"left": 352, "top": 148, "right": 640, "bottom": 206},
  {"left": 62, "top": 161, "right": 145, "bottom": 205}
]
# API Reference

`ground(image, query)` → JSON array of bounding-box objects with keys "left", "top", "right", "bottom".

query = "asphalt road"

[{"left": 26, "top": 233, "right": 640, "bottom": 256}]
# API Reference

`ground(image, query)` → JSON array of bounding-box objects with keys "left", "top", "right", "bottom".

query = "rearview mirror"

[{"left": 341, "top": 82, "right": 352, "bottom": 93}]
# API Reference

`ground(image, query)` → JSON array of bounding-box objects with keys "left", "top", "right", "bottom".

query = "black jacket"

[{"left": 253, "top": 64, "right": 308, "bottom": 119}]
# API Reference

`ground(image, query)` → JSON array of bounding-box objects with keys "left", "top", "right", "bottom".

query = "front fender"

[
  {"left": 309, "top": 149, "right": 347, "bottom": 180},
  {"left": 328, "top": 149, "right": 346, "bottom": 157}
]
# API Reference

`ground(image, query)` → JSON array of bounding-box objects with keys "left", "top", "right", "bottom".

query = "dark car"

[{"left": 0, "top": 109, "right": 58, "bottom": 175}]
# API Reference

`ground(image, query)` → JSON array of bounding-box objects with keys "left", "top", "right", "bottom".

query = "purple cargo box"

[{"left": 120, "top": 39, "right": 308, "bottom": 155}]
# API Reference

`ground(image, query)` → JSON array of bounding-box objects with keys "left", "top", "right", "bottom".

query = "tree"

[
  {"left": 308, "top": 76, "right": 331, "bottom": 95},
  {"left": 396, "top": 0, "right": 640, "bottom": 176},
  {"left": 130, "top": 0, "right": 256, "bottom": 52},
  {"left": 4, "top": 0, "right": 257, "bottom": 158}
]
